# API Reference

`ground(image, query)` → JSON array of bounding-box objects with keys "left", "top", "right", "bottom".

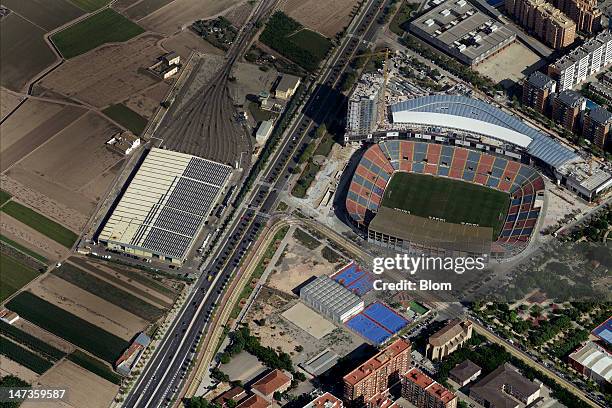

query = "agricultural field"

[
  {"left": 2, "top": 0, "right": 83, "bottom": 31},
  {"left": 0, "top": 87, "right": 23, "bottom": 121},
  {"left": 52, "top": 263, "right": 165, "bottom": 321},
  {"left": 0, "top": 321, "right": 66, "bottom": 362},
  {"left": 0, "top": 99, "right": 86, "bottom": 172},
  {"left": 69, "top": 256, "right": 182, "bottom": 305},
  {"left": 282, "top": 0, "right": 358, "bottom": 38},
  {"left": 6, "top": 291, "right": 130, "bottom": 363},
  {"left": 0, "top": 211, "right": 71, "bottom": 262},
  {"left": 0, "top": 337, "right": 53, "bottom": 374},
  {"left": 0, "top": 13, "right": 57, "bottom": 91},
  {"left": 102, "top": 104, "right": 148, "bottom": 135},
  {"left": 134, "top": 0, "right": 242, "bottom": 35},
  {"left": 1, "top": 201, "right": 78, "bottom": 248},
  {"left": 21, "top": 359, "right": 119, "bottom": 408},
  {"left": 382, "top": 173, "right": 511, "bottom": 237},
  {"left": 51, "top": 9, "right": 144, "bottom": 59},
  {"left": 0, "top": 190, "right": 10, "bottom": 206},
  {"left": 37, "top": 33, "right": 165, "bottom": 108},
  {"left": 0, "top": 254, "right": 40, "bottom": 301},
  {"left": 67, "top": 350, "right": 121, "bottom": 385},
  {"left": 259, "top": 12, "right": 332, "bottom": 72},
  {"left": 123, "top": 81, "right": 170, "bottom": 120},
  {"left": 69, "top": 0, "right": 112, "bottom": 12},
  {"left": 0, "top": 234, "right": 47, "bottom": 263},
  {"left": 2, "top": 106, "right": 124, "bottom": 230}
]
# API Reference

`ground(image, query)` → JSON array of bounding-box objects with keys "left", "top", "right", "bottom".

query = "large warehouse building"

[{"left": 97, "top": 148, "right": 232, "bottom": 265}]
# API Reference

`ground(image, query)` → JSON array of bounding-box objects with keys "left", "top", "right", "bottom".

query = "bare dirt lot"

[
  {"left": 36, "top": 34, "right": 165, "bottom": 108},
  {"left": 160, "top": 29, "right": 225, "bottom": 60},
  {"left": 0, "top": 13, "right": 57, "bottom": 91},
  {"left": 0, "top": 213, "right": 70, "bottom": 261},
  {"left": 266, "top": 234, "right": 338, "bottom": 295},
  {"left": 23, "top": 360, "right": 118, "bottom": 408},
  {"left": 0, "top": 356, "right": 39, "bottom": 383},
  {"left": 0, "top": 99, "right": 85, "bottom": 171},
  {"left": 0, "top": 87, "right": 23, "bottom": 121},
  {"left": 138, "top": 0, "right": 244, "bottom": 35},
  {"left": 475, "top": 42, "right": 544, "bottom": 85},
  {"left": 28, "top": 274, "right": 149, "bottom": 341},
  {"left": 229, "top": 62, "right": 279, "bottom": 106},
  {"left": 282, "top": 0, "right": 358, "bottom": 38},
  {"left": 124, "top": 81, "right": 170, "bottom": 119}
]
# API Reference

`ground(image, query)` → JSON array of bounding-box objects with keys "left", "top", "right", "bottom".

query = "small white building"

[
  {"left": 161, "top": 51, "right": 180, "bottom": 66},
  {"left": 256, "top": 120, "right": 274, "bottom": 145},
  {"left": 160, "top": 64, "right": 179, "bottom": 79},
  {"left": 0, "top": 309, "right": 19, "bottom": 325},
  {"left": 275, "top": 74, "right": 301, "bottom": 100},
  {"left": 106, "top": 132, "right": 141, "bottom": 155},
  {"left": 300, "top": 276, "right": 364, "bottom": 323}
]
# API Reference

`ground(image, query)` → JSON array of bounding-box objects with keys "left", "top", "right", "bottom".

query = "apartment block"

[
  {"left": 401, "top": 368, "right": 457, "bottom": 408},
  {"left": 551, "top": 0, "right": 602, "bottom": 34},
  {"left": 343, "top": 339, "right": 411, "bottom": 404},
  {"left": 426, "top": 320, "right": 473, "bottom": 361},
  {"left": 505, "top": 0, "right": 576, "bottom": 49},
  {"left": 548, "top": 30, "right": 612, "bottom": 91},
  {"left": 552, "top": 89, "right": 586, "bottom": 131},
  {"left": 345, "top": 73, "right": 384, "bottom": 142},
  {"left": 582, "top": 106, "right": 612, "bottom": 149},
  {"left": 522, "top": 71, "right": 557, "bottom": 113}
]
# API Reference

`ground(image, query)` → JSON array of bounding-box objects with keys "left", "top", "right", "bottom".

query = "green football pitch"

[{"left": 381, "top": 173, "right": 510, "bottom": 238}]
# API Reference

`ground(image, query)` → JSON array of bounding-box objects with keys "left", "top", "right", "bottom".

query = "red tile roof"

[
  {"left": 252, "top": 369, "right": 291, "bottom": 396},
  {"left": 236, "top": 394, "right": 270, "bottom": 408},
  {"left": 343, "top": 339, "right": 411, "bottom": 386}
]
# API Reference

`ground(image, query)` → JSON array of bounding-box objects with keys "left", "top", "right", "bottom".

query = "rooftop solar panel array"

[
  {"left": 390, "top": 95, "right": 578, "bottom": 168},
  {"left": 99, "top": 148, "right": 232, "bottom": 261}
]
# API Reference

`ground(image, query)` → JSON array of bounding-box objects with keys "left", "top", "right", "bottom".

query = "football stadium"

[{"left": 346, "top": 141, "right": 545, "bottom": 257}]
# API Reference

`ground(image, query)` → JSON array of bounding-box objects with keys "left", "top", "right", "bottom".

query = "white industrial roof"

[
  {"left": 570, "top": 342, "right": 612, "bottom": 382},
  {"left": 391, "top": 111, "right": 532, "bottom": 148},
  {"left": 98, "top": 148, "right": 231, "bottom": 260}
]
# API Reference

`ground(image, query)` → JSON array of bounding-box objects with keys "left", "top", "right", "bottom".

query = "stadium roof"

[
  {"left": 98, "top": 148, "right": 231, "bottom": 260},
  {"left": 390, "top": 95, "right": 578, "bottom": 168},
  {"left": 369, "top": 207, "right": 492, "bottom": 254}
]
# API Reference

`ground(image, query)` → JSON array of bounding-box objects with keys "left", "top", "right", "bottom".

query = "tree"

[
  {"left": 210, "top": 368, "right": 230, "bottom": 383},
  {"left": 220, "top": 353, "right": 231, "bottom": 364},
  {"left": 273, "top": 391, "right": 283, "bottom": 401},
  {"left": 294, "top": 345, "right": 304, "bottom": 352}
]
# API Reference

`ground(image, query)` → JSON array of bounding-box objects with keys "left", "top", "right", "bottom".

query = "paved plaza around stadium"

[{"left": 382, "top": 172, "right": 511, "bottom": 238}]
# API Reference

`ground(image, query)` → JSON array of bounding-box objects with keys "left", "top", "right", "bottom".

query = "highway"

[{"left": 121, "top": 0, "right": 389, "bottom": 406}]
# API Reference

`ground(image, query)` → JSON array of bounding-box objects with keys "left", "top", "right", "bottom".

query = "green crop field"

[
  {"left": 288, "top": 29, "right": 332, "bottom": 61},
  {"left": 52, "top": 263, "right": 165, "bottom": 321},
  {"left": 259, "top": 11, "right": 331, "bottom": 72},
  {"left": 51, "top": 9, "right": 144, "bottom": 59},
  {"left": 382, "top": 173, "right": 510, "bottom": 238},
  {"left": 0, "top": 337, "right": 54, "bottom": 374},
  {"left": 6, "top": 292, "right": 129, "bottom": 363},
  {"left": 0, "top": 190, "right": 11, "bottom": 206},
  {"left": 0, "top": 235, "right": 48, "bottom": 264},
  {"left": 0, "top": 321, "right": 66, "bottom": 361},
  {"left": 1, "top": 201, "right": 77, "bottom": 248},
  {"left": 67, "top": 350, "right": 122, "bottom": 384},
  {"left": 0, "top": 255, "right": 40, "bottom": 301},
  {"left": 102, "top": 104, "right": 148, "bottom": 135},
  {"left": 68, "top": 0, "right": 111, "bottom": 12}
]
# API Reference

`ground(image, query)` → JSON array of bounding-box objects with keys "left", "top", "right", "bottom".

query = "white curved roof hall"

[{"left": 390, "top": 95, "right": 578, "bottom": 168}]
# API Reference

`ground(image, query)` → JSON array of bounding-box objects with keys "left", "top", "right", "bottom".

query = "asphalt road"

[{"left": 121, "top": 1, "right": 390, "bottom": 407}]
